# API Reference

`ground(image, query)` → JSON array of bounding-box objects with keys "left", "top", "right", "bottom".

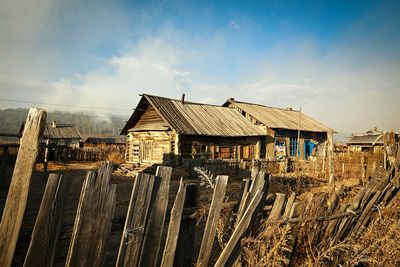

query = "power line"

[
  {"left": 0, "top": 98, "right": 133, "bottom": 112},
  {"left": 0, "top": 108, "right": 128, "bottom": 120}
]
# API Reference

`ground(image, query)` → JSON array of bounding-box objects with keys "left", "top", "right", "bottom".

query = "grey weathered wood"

[
  {"left": 161, "top": 178, "right": 186, "bottom": 267},
  {"left": 268, "top": 193, "right": 286, "bottom": 221},
  {"left": 65, "top": 162, "right": 117, "bottom": 267},
  {"left": 139, "top": 166, "right": 172, "bottom": 267},
  {"left": 214, "top": 190, "right": 263, "bottom": 267},
  {"left": 197, "top": 175, "right": 228, "bottom": 267},
  {"left": 174, "top": 183, "right": 199, "bottom": 267},
  {"left": 283, "top": 192, "right": 296, "bottom": 219},
  {"left": 23, "top": 173, "right": 68, "bottom": 267},
  {"left": 0, "top": 108, "right": 46, "bottom": 267},
  {"left": 116, "top": 172, "right": 155, "bottom": 267}
]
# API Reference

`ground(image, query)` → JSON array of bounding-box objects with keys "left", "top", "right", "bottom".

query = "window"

[
  {"left": 220, "top": 147, "right": 231, "bottom": 159},
  {"left": 290, "top": 137, "right": 298, "bottom": 157},
  {"left": 242, "top": 145, "right": 252, "bottom": 159}
]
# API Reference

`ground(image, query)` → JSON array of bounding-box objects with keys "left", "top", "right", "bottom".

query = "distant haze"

[{"left": 1, "top": 0, "right": 399, "bottom": 134}]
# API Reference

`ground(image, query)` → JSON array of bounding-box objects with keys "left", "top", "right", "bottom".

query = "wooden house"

[
  {"left": 121, "top": 94, "right": 265, "bottom": 164},
  {"left": 20, "top": 121, "right": 81, "bottom": 148},
  {"left": 346, "top": 129, "right": 392, "bottom": 153},
  {"left": 223, "top": 98, "right": 333, "bottom": 160}
]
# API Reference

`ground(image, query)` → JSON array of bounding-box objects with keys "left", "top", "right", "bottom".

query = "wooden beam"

[
  {"left": 214, "top": 190, "right": 263, "bottom": 267},
  {"left": 116, "top": 172, "right": 155, "bottom": 267},
  {"left": 160, "top": 178, "right": 186, "bottom": 267},
  {"left": 197, "top": 175, "right": 228, "bottom": 267},
  {"left": 65, "top": 162, "right": 117, "bottom": 267},
  {"left": 0, "top": 108, "right": 46, "bottom": 267},
  {"left": 139, "top": 166, "right": 172, "bottom": 267},
  {"left": 23, "top": 174, "right": 68, "bottom": 267}
]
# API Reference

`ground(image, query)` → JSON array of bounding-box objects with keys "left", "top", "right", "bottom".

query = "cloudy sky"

[{"left": 1, "top": 0, "right": 399, "bottom": 135}]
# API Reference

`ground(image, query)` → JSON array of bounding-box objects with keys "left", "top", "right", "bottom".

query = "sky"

[{"left": 0, "top": 0, "right": 399, "bottom": 136}]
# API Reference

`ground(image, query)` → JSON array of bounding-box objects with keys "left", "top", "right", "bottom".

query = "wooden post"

[
  {"left": 139, "top": 166, "right": 172, "bottom": 267},
  {"left": 327, "top": 131, "right": 335, "bottom": 184},
  {"left": 342, "top": 162, "right": 345, "bottom": 176},
  {"left": 43, "top": 139, "right": 50, "bottom": 181},
  {"left": 23, "top": 174, "right": 68, "bottom": 267},
  {"left": 296, "top": 107, "right": 302, "bottom": 159},
  {"left": 197, "top": 175, "right": 229, "bottom": 267},
  {"left": 65, "top": 162, "right": 117, "bottom": 267},
  {"left": 360, "top": 153, "right": 365, "bottom": 185},
  {"left": 0, "top": 108, "right": 46, "bottom": 267},
  {"left": 161, "top": 178, "right": 186, "bottom": 267},
  {"left": 174, "top": 184, "right": 199, "bottom": 267},
  {"left": 383, "top": 131, "right": 388, "bottom": 169}
]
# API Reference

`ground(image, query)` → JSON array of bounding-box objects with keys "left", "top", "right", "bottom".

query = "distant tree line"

[{"left": 0, "top": 108, "right": 127, "bottom": 136}]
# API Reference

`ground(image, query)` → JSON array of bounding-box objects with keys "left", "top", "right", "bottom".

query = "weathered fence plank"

[
  {"left": 174, "top": 183, "right": 199, "bottom": 267},
  {"left": 268, "top": 193, "right": 287, "bottom": 221},
  {"left": 139, "top": 166, "right": 172, "bottom": 267},
  {"left": 0, "top": 108, "right": 46, "bottom": 267},
  {"left": 214, "top": 190, "right": 263, "bottom": 267},
  {"left": 23, "top": 174, "right": 68, "bottom": 267},
  {"left": 116, "top": 172, "right": 155, "bottom": 267},
  {"left": 161, "top": 178, "right": 186, "bottom": 267},
  {"left": 197, "top": 175, "right": 229, "bottom": 267},
  {"left": 65, "top": 162, "right": 117, "bottom": 267}
]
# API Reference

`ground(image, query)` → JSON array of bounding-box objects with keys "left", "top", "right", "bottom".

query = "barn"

[
  {"left": 223, "top": 98, "right": 333, "bottom": 160},
  {"left": 121, "top": 94, "right": 265, "bottom": 164}
]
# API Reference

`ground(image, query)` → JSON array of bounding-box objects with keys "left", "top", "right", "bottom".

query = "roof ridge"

[
  {"left": 228, "top": 99, "right": 301, "bottom": 112},
  {"left": 143, "top": 93, "right": 223, "bottom": 107}
]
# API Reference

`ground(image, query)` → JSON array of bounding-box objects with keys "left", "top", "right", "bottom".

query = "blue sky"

[{"left": 1, "top": 0, "right": 399, "bottom": 135}]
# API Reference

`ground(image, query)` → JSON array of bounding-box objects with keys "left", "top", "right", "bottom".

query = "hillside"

[{"left": 0, "top": 108, "right": 127, "bottom": 136}]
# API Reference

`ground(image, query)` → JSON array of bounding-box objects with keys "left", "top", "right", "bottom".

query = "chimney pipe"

[
  {"left": 181, "top": 93, "right": 185, "bottom": 104},
  {"left": 52, "top": 121, "right": 57, "bottom": 128}
]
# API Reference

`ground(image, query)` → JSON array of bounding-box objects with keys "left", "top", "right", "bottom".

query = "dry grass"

[
  {"left": 241, "top": 189, "right": 400, "bottom": 267},
  {"left": 107, "top": 151, "right": 125, "bottom": 166}
]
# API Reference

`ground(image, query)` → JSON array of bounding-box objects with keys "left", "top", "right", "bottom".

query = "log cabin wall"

[
  {"left": 126, "top": 131, "right": 175, "bottom": 164},
  {"left": 178, "top": 135, "right": 265, "bottom": 160}
]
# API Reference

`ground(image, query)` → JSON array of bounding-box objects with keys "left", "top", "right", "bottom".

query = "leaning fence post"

[
  {"left": 161, "top": 178, "right": 186, "bottom": 267},
  {"left": 0, "top": 108, "right": 47, "bottom": 267},
  {"left": 23, "top": 173, "right": 68, "bottom": 267},
  {"left": 197, "top": 175, "right": 228, "bottom": 267}
]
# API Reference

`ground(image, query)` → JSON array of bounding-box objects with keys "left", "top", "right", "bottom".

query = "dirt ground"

[{"left": 0, "top": 161, "right": 361, "bottom": 266}]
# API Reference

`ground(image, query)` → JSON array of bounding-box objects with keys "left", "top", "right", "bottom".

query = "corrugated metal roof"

[
  {"left": 347, "top": 134, "right": 383, "bottom": 145},
  {"left": 122, "top": 94, "right": 265, "bottom": 137},
  {"left": 43, "top": 124, "right": 81, "bottom": 139},
  {"left": 224, "top": 99, "right": 333, "bottom": 132}
]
